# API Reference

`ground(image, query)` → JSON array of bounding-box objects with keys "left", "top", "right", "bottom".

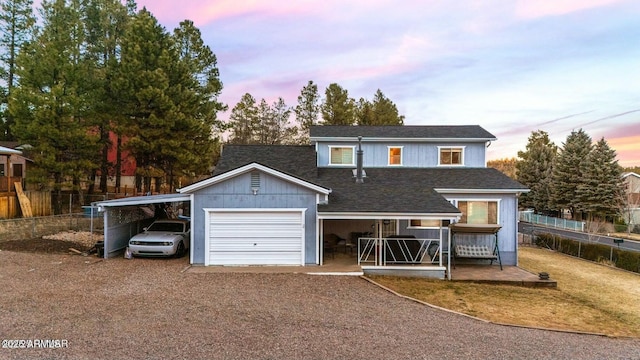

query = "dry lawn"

[{"left": 370, "top": 247, "right": 640, "bottom": 337}]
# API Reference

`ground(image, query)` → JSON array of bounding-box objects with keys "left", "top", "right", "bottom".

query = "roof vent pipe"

[{"left": 356, "top": 136, "right": 364, "bottom": 183}]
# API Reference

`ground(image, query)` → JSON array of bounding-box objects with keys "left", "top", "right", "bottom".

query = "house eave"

[
  {"left": 310, "top": 136, "right": 497, "bottom": 143},
  {"left": 318, "top": 212, "right": 461, "bottom": 220},
  {"left": 434, "top": 188, "right": 530, "bottom": 194},
  {"left": 179, "top": 162, "right": 332, "bottom": 195}
]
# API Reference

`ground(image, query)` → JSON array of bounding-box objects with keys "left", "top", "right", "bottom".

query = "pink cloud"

[
  {"left": 608, "top": 135, "right": 640, "bottom": 167},
  {"left": 515, "top": 0, "right": 623, "bottom": 19}
]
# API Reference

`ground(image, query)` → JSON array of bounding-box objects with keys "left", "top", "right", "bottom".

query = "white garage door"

[{"left": 207, "top": 209, "right": 306, "bottom": 266}]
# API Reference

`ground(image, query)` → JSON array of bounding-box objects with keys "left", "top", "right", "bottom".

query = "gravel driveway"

[{"left": 1, "top": 250, "right": 639, "bottom": 360}]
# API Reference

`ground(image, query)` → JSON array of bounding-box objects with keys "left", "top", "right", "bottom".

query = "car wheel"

[{"left": 175, "top": 241, "right": 185, "bottom": 258}]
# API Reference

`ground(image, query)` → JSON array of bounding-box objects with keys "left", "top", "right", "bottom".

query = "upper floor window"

[
  {"left": 458, "top": 201, "right": 498, "bottom": 224},
  {"left": 388, "top": 146, "right": 403, "bottom": 166},
  {"left": 329, "top": 146, "right": 355, "bottom": 165},
  {"left": 439, "top": 147, "right": 464, "bottom": 166}
]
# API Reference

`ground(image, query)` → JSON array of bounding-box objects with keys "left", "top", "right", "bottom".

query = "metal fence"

[
  {"left": 0, "top": 213, "right": 104, "bottom": 242},
  {"left": 519, "top": 212, "right": 585, "bottom": 232}
]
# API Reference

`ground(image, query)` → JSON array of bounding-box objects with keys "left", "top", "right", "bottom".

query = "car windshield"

[{"left": 147, "top": 222, "right": 185, "bottom": 233}]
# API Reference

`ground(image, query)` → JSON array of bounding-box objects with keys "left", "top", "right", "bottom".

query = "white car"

[{"left": 128, "top": 219, "right": 190, "bottom": 257}]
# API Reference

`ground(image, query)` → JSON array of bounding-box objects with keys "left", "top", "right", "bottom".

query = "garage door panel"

[
  {"left": 210, "top": 225, "right": 302, "bottom": 238},
  {"left": 207, "top": 210, "right": 305, "bottom": 266},
  {"left": 209, "top": 252, "right": 303, "bottom": 266},
  {"left": 211, "top": 240, "right": 302, "bottom": 251}
]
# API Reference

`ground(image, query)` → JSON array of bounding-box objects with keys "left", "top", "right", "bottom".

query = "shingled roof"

[
  {"left": 212, "top": 145, "right": 527, "bottom": 214},
  {"left": 309, "top": 125, "right": 496, "bottom": 140},
  {"left": 214, "top": 145, "right": 318, "bottom": 181},
  {"left": 316, "top": 167, "right": 527, "bottom": 213}
]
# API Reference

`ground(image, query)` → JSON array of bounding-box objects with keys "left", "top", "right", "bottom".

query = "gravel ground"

[{"left": 1, "top": 250, "right": 639, "bottom": 360}]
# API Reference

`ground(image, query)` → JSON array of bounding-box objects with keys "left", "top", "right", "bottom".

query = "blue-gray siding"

[
  {"left": 441, "top": 193, "right": 519, "bottom": 265},
  {"left": 190, "top": 171, "right": 320, "bottom": 265},
  {"left": 316, "top": 142, "right": 487, "bottom": 168}
]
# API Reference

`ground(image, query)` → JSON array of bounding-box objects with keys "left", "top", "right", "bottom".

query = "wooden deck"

[{"left": 451, "top": 264, "right": 557, "bottom": 287}]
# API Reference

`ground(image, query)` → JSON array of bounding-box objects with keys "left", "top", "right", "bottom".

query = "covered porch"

[{"left": 318, "top": 215, "right": 458, "bottom": 279}]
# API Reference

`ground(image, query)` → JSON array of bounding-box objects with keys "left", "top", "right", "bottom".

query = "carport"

[{"left": 93, "top": 194, "right": 190, "bottom": 259}]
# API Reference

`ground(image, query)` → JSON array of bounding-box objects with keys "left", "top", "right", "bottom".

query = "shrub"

[{"left": 533, "top": 232, "right": 639, "bottom": 274}]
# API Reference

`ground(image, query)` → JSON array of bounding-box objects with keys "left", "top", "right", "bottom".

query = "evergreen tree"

[
  {"left": 321, "top": 83, "right": 355, "bottom": 125},
  {"left": 170, "top": 19, "right": 225, "bottom": 183},
  {"left": 269, "top": 97, "right": 295, "bottom": 144},
  {"left": 516, "top": 131, "right": 557, "bottom": 213},
  {"left": 228, "top": 93, "right": 258, "bottom": 144},
  {"left": 551, "top": 129, "right": 592, "bottom": 219},
  {"left": 0, "top": 0, "right": 36, "bottom": 140},
  {"left": 81, "top": 0, "right": 129, "bottom": 192},
  {"left": 254, "top": 97, "right": 295, "bottom": 145},
  {"left": 294, "top": 80, "right": 319, "bottom": 143},
  {"left": 354, "top": 97, "right": 373, "bottom": 126},
  {"left": 576, "top": 137, "right": 624, "bottom": 219},
  {"left": 10, "top": 0, "right": 99, "bottom": 212},
  {"left": 357, "top": 89, "right": 404, "bottom": 125},
  {"left": 115, "top": 8, "right": 216, "bottom": 192}
]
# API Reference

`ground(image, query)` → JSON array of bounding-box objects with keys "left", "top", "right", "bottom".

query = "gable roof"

[
  {"left": 0, "top": 145, "right": 21, "bottom": 155},
  {"left": 200, "top": 145, "right": 527, "bottom": 214},
  {"left": 214, "top": 145, "right": 318, "bottom": 180},
  {"left": 180, "top": 162, "right": 330, "bottom": 195},
  {"left": 309, "top": 125, "right": 496, "bottom": 141}
]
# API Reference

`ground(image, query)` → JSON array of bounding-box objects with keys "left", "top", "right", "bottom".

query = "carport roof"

[{"left": 93, "top": 193, "right": 190, "bottom": 210}]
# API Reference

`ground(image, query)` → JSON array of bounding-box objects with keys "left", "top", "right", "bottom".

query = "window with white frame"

[
  {"left": 388, "top": 146, "right": 402, "bottom": 166},
  {"left": 457, "top": 201, "right": 498, "bottom": 224},
  {"left": 439, "top": 147, "right": 464, "bottom": 165},
  {"left": 407, "top": 219, "right": 450, "bottom": 229},
  {"left": 329, "top": 146, "right": 355, "bottom": 165}
]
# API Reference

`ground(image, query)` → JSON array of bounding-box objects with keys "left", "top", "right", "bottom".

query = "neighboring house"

[
  {"left": 93, "top": 131, "right": 137, "bottom": 193},
  {"left": 0, "top": 143, "right": 25, "bottom": 219},
  {"left": 622, "top": 172, "right": 640, "bottom": 229},
  {"left": 0, "top": 142, "right": 27, "bottom": 192},
  {"left": 174, "top": 125, "right": 528, "bottom": 277}
]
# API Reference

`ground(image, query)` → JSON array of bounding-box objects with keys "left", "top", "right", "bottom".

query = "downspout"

[{"left": 356, "top": 136, "right": 364, "bottom": 184}]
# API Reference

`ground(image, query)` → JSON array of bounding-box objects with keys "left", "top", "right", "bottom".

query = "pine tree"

[
  {"left": 321, "top": 83, "right": 355, "bottom": 125},
  {"left": 228, "top": 93, "right": 258, "bottom": 144},
  {"left": 81, "top": 0, "right": 129, "bottom": 192},
  {"left": 357, "top": 89, "right": 404, "bottom": 125},
  {"left": 0, "top": 0, "right": 36, "bottom": 140},
  {"left": 551, "top": 129, "right": 592, "bottom": 219},
  {"left": 10, "top": 0, "right": 99, "bottom": 212},
  {"left": 294, "top": 80, "right": 319, "bottom": 143},
  {"left": 576, "top": 138, "right": 624, "bottom": 219},
  {"left": 516, "top": 131, "right": 557, "bottom": 213},
  {"left": 115, "top": 7, "right": 211, "bottom": 192},
  {"left": 170, "top": 19, "right": 225, "bottom": 185}
]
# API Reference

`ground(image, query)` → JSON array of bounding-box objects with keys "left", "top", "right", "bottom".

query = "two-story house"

[{"left": 173, "top": 125, "right": 527, "bottom": 278}]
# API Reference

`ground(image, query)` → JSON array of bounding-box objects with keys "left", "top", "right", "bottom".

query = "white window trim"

[
  {"left": 387, "top": 146, "right": 404, "bottom": 166},
  {"left": 449, "top": 198, "right": 501, "bottom": 225},
  {"left": 328, "top": 145, "right": 356, "bottom": 166},
  {"left": 437, "top": 146, "right": 466, "bottom": 166}
]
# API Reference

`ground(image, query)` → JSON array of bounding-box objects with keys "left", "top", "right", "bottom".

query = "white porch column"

[{"left": 447, "top": 227, "right": 452, "bottom": 280}]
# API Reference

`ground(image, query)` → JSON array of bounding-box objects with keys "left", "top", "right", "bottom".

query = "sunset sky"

[{"left": 135, "top": 0, "right": 640, "bottom": 167}]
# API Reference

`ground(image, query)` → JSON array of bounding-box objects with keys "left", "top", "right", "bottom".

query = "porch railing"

[
  {"left": 357, "top": 237, "right": 442, "bottom": 267},
  {"left": 0, "top": 176, "right": 23, "bottom": 192}
]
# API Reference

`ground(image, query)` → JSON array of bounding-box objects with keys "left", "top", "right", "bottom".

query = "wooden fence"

[{"left": 0, "top": 191, "right": 52, "bottom": 219}]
